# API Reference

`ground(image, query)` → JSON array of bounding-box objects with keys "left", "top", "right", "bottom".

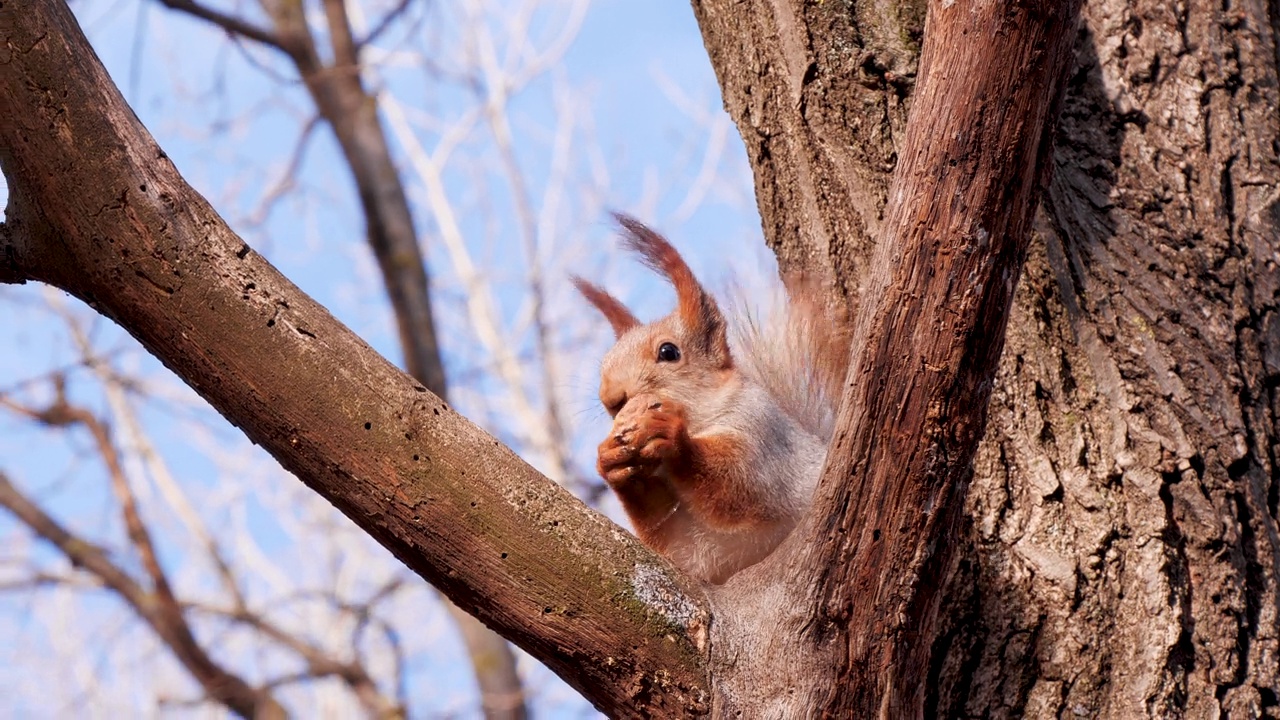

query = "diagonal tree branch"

[
  {"left": 0, "top": 2, "right": 712, "bottom": 716},
  {"left": 153, "top": 0, "right": 529, "bottom": 712},
  {"left": 794, "top": 0, "right": 1084, "bottom": 714}
]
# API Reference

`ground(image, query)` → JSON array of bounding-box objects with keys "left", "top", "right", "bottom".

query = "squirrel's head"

[{"left": 574, "top": 215, "right": 733, "bottom": 419}]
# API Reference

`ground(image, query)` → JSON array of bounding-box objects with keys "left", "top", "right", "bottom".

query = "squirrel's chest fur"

[
  {"left": 689, "top": 378, "right": 825, "bottom": 520},
  {"left": 656, "top": 379, "right": 825, "bottom": 583}
]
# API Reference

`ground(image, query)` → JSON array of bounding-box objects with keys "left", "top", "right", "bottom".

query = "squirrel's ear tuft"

[
  {"left": 614, "top": 214, "right": 731, "bottom": 366},
  {"left": 573, "top": 276, "right": 640, "bottom": 339}
]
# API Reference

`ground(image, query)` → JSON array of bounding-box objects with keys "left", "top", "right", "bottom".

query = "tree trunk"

[
  {"left": 700, "top": 0, "right": 1082, "bottom": 714},
  {"left": 936, "top": 0, "right": 1280, "bottom": 713},
  {"left": 698, "top": 0, "right": 1280, "bottom": 714}
]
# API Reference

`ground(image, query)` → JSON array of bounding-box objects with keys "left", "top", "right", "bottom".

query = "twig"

[
  {"left": 0, "top": 470, "right": 285, "bottom": 719},
  {"left": 357, "top": 0, "right": 414, "bottom": 50},
  {"left": 185, "top": 600, "right": 404, "bottom": 718},
  {"left": 246, "top": 115, "right": 322, "bottom": 227},
  {"left": 157, "top": 0, "right": 290, "bottom": 53}
]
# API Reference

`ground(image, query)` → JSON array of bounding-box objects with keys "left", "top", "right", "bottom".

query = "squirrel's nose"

[{"left": 602, "top": 390, "right": 627, "bottom": 416}]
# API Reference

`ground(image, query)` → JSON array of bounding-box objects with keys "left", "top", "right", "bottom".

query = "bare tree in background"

[
  {"left": 3, "top": 0, "right": 1278, "bottom": 716},
  {"left": 0, "top": 300, "right": 401, "bottom": 718}
]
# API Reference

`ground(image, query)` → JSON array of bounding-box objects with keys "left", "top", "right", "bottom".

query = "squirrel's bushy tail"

[{"left": 726, "top": 276, "right": 853, "bottom": 441}]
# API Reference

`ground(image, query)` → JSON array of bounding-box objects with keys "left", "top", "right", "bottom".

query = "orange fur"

[
  {"left": 614, "top": 214, "right": 731, "bottom": 364},
  {"left": 577, "top": 216, "right": 849, "bottom": 583},
  {"left": 571, "top": 277, "right": 639, "bottom": 338}
]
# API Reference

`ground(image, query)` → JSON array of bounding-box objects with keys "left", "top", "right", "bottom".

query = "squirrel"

[{"left": 573, "top": 215, "right": 851, "bottom": 584}]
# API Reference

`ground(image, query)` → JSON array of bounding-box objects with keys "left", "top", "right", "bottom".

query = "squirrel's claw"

[{"left": 597, "top": 394, "right": 688, "bottom": 486}]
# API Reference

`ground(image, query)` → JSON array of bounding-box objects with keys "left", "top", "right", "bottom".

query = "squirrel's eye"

[{"left": 656, "top": 342, "right": 681, "bottom": 363}]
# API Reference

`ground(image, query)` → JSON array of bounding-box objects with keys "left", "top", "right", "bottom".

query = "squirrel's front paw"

[{"left": 597, "top": 395, "right": 688, "bottom": 486}]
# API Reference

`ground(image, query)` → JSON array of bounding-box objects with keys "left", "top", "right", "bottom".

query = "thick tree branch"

[
  {"left": 156, "top": 0, "right": 526, "bottom": 712},
  {"left": 790, "top": 0, "right": 1084, "bottom": 715},
  {"left": 0, "top": 471, "right": 287, "bottom": 720},
  {"left": 0, "top": 2, "right": 711, "bottom": 715}
]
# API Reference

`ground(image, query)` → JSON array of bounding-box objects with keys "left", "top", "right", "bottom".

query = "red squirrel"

[{"left": 574, "top": 216, "right": 850, "bottom": 583}]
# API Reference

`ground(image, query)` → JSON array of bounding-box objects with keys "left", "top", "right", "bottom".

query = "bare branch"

[
  {"left": 0, "top": 571, "right": 90, "bottom": 592},
  {"left": 470, "top": 7, "right": 577, "bottom": 489},
  {"left": 322, "top": 0, "right": 359, "bottom": 69},
  {"left": 244, "top": 114, "right": 322, "bottom": 228},
  {"left": 156, "top": 0, "right": 290, "bottom": 54},
  {"left": 2, "top": 384, "right": 182, "bottom": 605},
  {"left": 380, "top": 94, "right": 566, "bottom": 481},
  {"left": 186, "top": 601, "right": 403, "bottom": 718},
  {"left": 4, "top": 312, "right": 398, "bottom": 717},
  {"left": 357, "top": 0, "right": 414, "bottom": 50},
  {"left": 0, "top": 471, "right": 287, "bottom": 719}
]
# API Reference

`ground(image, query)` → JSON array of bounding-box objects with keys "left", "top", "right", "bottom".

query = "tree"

[
  {"left": 3, "top": 1, "right": 1277, "bottom": 719},
  {"left": 701, "top": 0, "right": 1280, "bottom": 711}
]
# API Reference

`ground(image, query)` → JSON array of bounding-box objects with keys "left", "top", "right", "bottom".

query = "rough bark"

[
  {"left": 807, "top": 0, "right": 1083, "bottom": 710},
  {"left": 700, "top": 0, "right": 1280, "bottom": 714},
  {"left": 0, "top": 3, "right": 710, "bottom": 715},
  {"left": 936, "top": 1, "right": 1280, "bottom": 714},
  {"left": 691, "top": 0, "right": 925, "bottom": 311},
  {"left": 705, "top": 0, "right": 1082, "bottom": 716}
]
